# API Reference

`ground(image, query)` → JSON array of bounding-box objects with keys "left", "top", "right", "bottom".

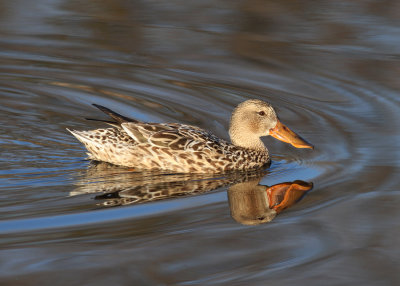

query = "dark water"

[{"left": 1, "top": 0, "right": 400, "bottom": 285}]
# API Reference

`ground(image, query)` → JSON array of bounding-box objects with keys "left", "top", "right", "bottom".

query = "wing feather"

[{"left": 121, "top": 122, "right": 225, "bottom": 151}]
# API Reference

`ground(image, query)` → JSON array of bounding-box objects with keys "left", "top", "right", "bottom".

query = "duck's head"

[{"left": 229, "top": 99, "right": 313, "bottom": 151}]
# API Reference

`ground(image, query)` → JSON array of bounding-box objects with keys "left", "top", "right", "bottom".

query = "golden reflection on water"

[
  {"left": 228, "top": 179, "right": 312, "bottom": 225},
  {"left": 72, "top": 162, "right": 312, "bottom": 225}
]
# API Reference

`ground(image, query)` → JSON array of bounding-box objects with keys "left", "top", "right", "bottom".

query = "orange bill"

[{"left": 269, "top": 120, "right": 314, "bottom": 149}]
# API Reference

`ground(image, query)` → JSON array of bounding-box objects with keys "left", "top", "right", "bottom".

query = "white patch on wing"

[{"left": 121, "top": 123, "right": 141, "bottom": 142}]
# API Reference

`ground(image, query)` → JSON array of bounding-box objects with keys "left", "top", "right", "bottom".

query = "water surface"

[{"left": 1, "top": 0, "right": 399, "bottom": 285}]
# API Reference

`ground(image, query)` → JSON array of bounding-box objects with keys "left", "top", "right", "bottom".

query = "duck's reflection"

[
  {"left": 72, "top": 162, "right": 313, "bottom": 225},
  {"left": 228, "top": 179, "right": 312, "bottom": 225}
]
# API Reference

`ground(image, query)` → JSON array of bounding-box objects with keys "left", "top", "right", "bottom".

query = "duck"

[{"left": 68, "top": 99, "right": 313, "bottom": 173}]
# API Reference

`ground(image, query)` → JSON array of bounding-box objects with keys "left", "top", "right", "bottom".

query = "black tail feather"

[{"left": 92, "top": 104, "right": 139, "bottom": 124}]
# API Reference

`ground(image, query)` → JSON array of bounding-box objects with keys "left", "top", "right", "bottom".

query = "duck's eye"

[{"left": 258, "top": 111, "right": 265, "bottom": 116}]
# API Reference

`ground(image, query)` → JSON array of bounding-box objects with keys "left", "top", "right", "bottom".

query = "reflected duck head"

[
  {"left": 228, "top": 181, "right": 277, "bottom": 225},
  {"left": 228, "top": 179, "right": 313, "bottom": 225}
]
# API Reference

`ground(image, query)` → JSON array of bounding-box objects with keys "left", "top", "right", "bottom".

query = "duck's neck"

[{"left": 229, "top": 128, "right": 266, "bottom": 152}]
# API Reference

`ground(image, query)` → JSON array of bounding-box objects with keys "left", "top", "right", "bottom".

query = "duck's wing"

[
  {"left": 121, "top": 122, "right": 225, "bottom": 151},
  {"left": 87, "top": 105, "right": 214, "bottom": 151}
]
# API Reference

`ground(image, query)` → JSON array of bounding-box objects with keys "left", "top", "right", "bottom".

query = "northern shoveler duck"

[{"left": 68, "top": 99, "right": 313, "bottom": 173}]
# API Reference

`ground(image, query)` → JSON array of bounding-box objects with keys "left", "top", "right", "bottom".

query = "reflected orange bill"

[{"left": 266, "top": 181, "right": 313, "bottom": 213}]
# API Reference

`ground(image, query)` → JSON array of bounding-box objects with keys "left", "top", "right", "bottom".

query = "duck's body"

[
  {"left": 69, "top": 122, "right": 269, "bottom": 173},
  {"left": 68, "top": 100, "right": 312, "bottom": 173}
]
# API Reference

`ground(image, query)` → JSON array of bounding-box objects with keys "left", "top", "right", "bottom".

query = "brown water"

[{"left": 1, "top": 0, "right": 400, "bottom": 285}]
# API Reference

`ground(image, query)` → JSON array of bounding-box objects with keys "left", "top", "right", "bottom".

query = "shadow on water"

[{"left": 72, "top": 162, "right": 313, "bottom": 225}]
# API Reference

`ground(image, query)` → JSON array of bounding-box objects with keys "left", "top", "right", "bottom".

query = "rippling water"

[{"left": 1, "top": 0, "right": 400, "bottom": 285}]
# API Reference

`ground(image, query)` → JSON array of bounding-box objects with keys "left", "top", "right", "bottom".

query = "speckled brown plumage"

[
  {"left": 68, "top": 100, "right": 313, "bottom": 173},
  {"left": 68, "top": 123, "right": 268, "bottom": 172}
]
